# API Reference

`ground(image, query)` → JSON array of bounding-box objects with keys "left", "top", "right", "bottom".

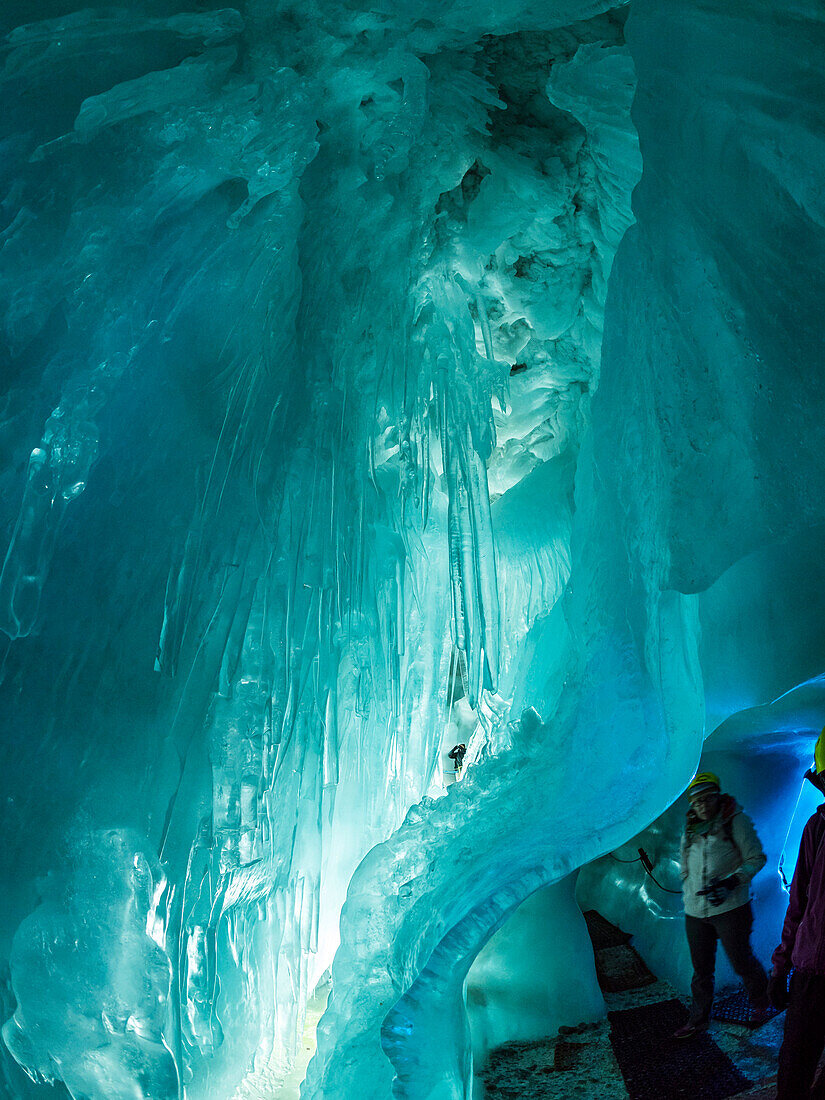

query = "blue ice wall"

[
  {"left": 0, "top": 3, "right": 638, "bottom": 1096},
  {"left": 0, "top": 0, "right": 823, "bottom": 1099},
  {"left": 573, "top": 0, "right": 825, "bottom": 1051}
]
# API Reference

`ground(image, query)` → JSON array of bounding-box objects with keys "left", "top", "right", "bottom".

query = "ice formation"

[{"left": 0, "top": 0, "right": 823, "bottom": 1099}]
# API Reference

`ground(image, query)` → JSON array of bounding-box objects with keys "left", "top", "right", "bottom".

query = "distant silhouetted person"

[
  {"left": 769, "top": 730, "right": 825, "bottom": 1099},
  {"left": 448, "top": 743, "right": 466, "bottom": 776},
  {"left": 672, "top": 771, "right": 769, "bottom": 1039}
]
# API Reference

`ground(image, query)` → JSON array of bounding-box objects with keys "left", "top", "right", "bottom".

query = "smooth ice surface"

[
  {"left": 0, "top": 0, "right": 824, "bottom": 1099},
  {"left": 466, "top": 878, "right": 604, "bottom": 1065}
]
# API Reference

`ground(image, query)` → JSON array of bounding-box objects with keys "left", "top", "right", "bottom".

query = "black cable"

[
  {"left": 608, "top": 847, "right": 682, "bottom": 894},
  {"left": 637, "top": 847, "right": 683, "bottom": 895},
  {"left": 643, "top": 869, "right": 683, "bottom": 896}
]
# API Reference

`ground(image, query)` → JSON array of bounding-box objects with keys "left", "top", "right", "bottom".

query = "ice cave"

[{"left": 0, "top": 0, "right": 823, "bottom": 1098}]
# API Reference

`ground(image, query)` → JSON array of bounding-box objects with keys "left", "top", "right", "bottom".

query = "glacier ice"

[
  {"left": 2, "top": 830, "right": 176, "bottom": 1099},
  {"left": 0, "top": 0, "right": 823, "bottom": 1098},
  {"left": 466, "top": 877, "right": 604, "bottom": 1067}
]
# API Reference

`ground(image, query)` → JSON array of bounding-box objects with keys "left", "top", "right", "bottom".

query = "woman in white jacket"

[{"left": 672, "top": 771, "right": 770, "bottom": 1039}]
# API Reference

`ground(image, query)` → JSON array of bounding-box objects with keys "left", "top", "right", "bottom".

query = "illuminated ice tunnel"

[{"left": 0, "top": 1, "right": 823, "bottom": 1098}]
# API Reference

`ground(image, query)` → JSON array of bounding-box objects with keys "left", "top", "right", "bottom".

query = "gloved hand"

[
  {"left": 768, "top": 969, "right": 790, "bottom": 1011},
  {"left": 717, "top": 874, "right": 740, "bottom": 893},
  {"left": 697, "top": 875, "right": 739, "bottom": 907},
  {"left": 699, "top": 883, "right": 726, "bottom": 907}
]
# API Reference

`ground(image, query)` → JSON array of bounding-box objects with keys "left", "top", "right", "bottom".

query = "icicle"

[
  {"left": 155, "top": 528, "right": 199, "bottom": 676},
  {"left": 322, "top": 685, "right": 339, "bottom": 788},
  {"left": 464, "top": 445, "right": 500, "bottom": 691}
]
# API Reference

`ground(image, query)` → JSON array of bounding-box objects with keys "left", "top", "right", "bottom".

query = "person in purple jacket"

[{"left": 769, "top": 731, "right": 825, "bottom": 1099}]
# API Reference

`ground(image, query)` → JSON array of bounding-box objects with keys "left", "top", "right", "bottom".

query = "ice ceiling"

[{"left": 0, "top": 0, "right": 824, "bottom": 1098}]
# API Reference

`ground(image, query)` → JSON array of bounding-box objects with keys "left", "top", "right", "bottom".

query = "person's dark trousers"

[
  {"left": 778, "top": 970, "right": 825, "bottom": 1099},
  {"left": 685, "top": 902, "right": 768, "bottom": 1025}
]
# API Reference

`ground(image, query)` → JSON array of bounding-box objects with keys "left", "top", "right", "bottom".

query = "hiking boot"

[{"left": 671, "top": 1021, "right": 708, "bottom": 1040}]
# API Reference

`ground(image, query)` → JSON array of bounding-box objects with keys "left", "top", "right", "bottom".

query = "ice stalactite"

[{"left": 411, "top": 276, "right": 504, "bottom": 707}]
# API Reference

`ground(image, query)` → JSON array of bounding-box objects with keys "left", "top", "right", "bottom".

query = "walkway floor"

[
  {"left": 479, "top": 914, "right": 783, "bottom": 1100},
  {"left": 479, "top": 980, "right": 781, "bottom": 1099}
]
